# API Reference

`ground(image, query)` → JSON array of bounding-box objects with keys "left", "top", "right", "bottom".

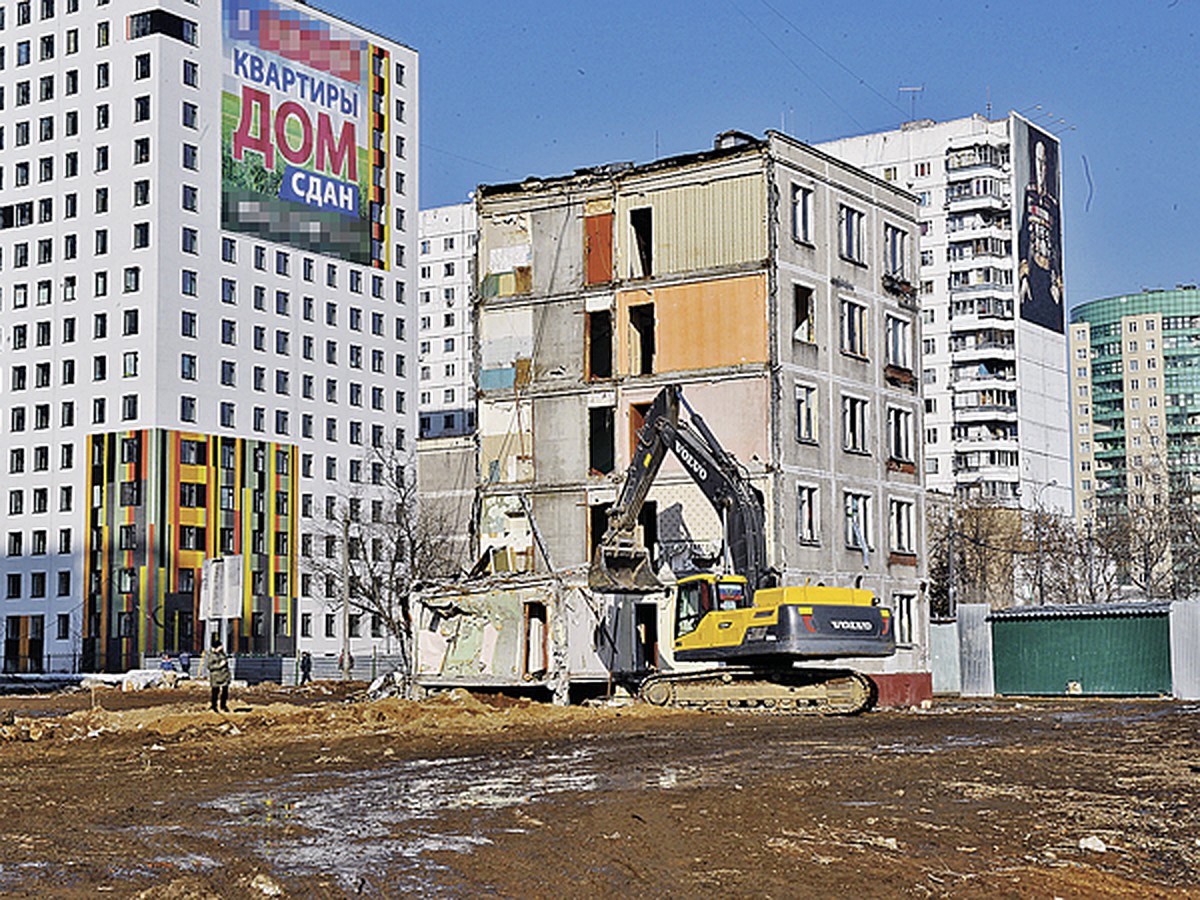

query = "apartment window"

[
  {"left": 134, "top": 137, "right": 150, "bottom": 164},
  {"left": 838, "top": 205, "right": 864, "bottom": 263},
  {"left": 844, "top": 492, "right": 873, "bottom": 549},
  {"left": 887, "top": 407, "right": 913, "bottom": 462},
  {"left": 134, "top": 52, "right": 150, "bottom": 80},
  {"left": 793, "top": 285, "right": 815, "bottom": 343},
  {"left": 181, "top": 270, "right": 197, "bottom": 295},
  {"left": 840, "top": 298, "right": 867, "bottom": 357},
  {"left": 221, "top": 320, "right": 236, "bottom": 345},
  {"left": 133, "top": 179, "right": 150, "bottom": 206},
  {"left": 889, "top": 499, "right": 915, "bottom": 554},
  {"left": 96, "top": 20, "right": 108, "bottom": 46},
  {"left": 133, "top": 95, "right": 150, "bottom": 122},
  {"left": 797, "top": 485, "right": 818, "bottom": 544},
  {"left": 183, "top": 59, "right": 198, "bottom": 87},
  {"left": 220, "top": 402, "right": 235, "bottom": 427},
  {"left": 182, "top": 143, "right": 197, "bottom": 170},
  {"left": 181, "top": 101, "right": 197, "bottom": 129},
  {"left": 795, "top": 384, "right": 817, "bottom": 443},
  {"left": 891, "top": 592, "right": 915, "bottom": 645},
  {"left": 884, "top": 224, "right": 907, "bottom": 278},
  {"left": 275, "top": 250, "right": 289, "bottom": 276},
  {"left": 181, "top": 185, "right": 197, "bottom": 211},
  {"left": 180, "top": 353, "right": 197, "bottom": 381},
  {"left": 122, "top": 351, "right": 137, "bottom": 377},
  {"left": 132, "top": 222, "right": 150, "bottom": 249},
  {"left": 181, "top": 310, "right": 197, "bottom": 338},
  {"left": 791, "top": 184, "right": 813, "bottom": 243},
  {"left": 842, "top": 395, "right": 868, "bottom": 452},
  {"left": 885, "top": 315, "right": 911, "bottom": 369}
]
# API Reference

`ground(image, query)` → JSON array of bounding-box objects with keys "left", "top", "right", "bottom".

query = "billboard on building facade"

[
  {"left": 221, "top": 0, "right": 387, "bottom": 266},
  {"left": 1012, "top": 115, "right": 1063, "bottom": 332}
]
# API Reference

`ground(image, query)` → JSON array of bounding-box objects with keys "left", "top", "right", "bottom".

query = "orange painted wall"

[{"left": 616, "top": 273, "right": 768, "bottom": 376}]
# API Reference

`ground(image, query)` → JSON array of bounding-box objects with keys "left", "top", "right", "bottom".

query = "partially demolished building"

[{"left": 422, "top": 131, "right": 931, "bottom": 703}]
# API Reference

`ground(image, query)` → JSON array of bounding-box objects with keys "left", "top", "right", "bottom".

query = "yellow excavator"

[{"left": 590, "top": 385, "right": 894, "bottom": 714}]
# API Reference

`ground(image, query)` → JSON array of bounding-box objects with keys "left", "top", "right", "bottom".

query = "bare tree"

[
  {"left": 304, "top": 443, "right": 464, "bottom": 690},
  {"left": 927, "top": 492, "right": 1098, "bottom": 612},
  {"left": 1086, "top": 443, "right": 1200, "bottom": 602}
]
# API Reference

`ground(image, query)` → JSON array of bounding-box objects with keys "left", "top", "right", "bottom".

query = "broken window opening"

[
  {"left": 630, "top": 207, "right": 652, "bottom": 278},
  {"left": 523, "top": 601, "right": 547, "bottom": 678},
  {"left": 793, "top": 285, "right": 814, "bottom": 343},
  {"left": 635, "top": 603, "right": 659, "bottom": 672},
  {"left": 589, "top": 502, "right": 613, "bottom": 557},
  {"left": 588, "top": 406, "right": 615, "bottom": 475},
  {"left": 629, "top": 402, "right": 650, "bottom": 461},
  {"left": 585, "top": 310, "right": 613, "bottom": 380},
  {"left": 629, "top": 304, "right": 655, "bottom": 375},
  {"left": 638, "top": 500, "right": 658, "bottom": 572}
]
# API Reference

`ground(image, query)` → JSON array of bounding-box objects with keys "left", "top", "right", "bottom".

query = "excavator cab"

[{"left": 674, "top": 573, "right": 751, "bottom": 639}]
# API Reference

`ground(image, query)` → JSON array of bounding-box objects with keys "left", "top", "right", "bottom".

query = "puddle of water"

[{"left": 193, "top": 748, "right": 610, "bottom": 893}]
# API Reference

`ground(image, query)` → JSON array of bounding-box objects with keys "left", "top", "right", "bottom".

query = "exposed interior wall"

[
  {"left": 415, "top": 436, "right": 477, "bottom": 573},
  {"left": 478, "top": 212, "right": 532, "bottom": 299},
  {"left": 615, "top": 274, "right": 769, "bottom": 377},
  {"left": 615, "top": 171, "right": 767, "bottom": 279}
]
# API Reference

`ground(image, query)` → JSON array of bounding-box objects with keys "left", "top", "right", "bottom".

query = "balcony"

[
  {"left": 953, "top": 403, "right": 1019, "bottom": 423},
  {"left": 951, "top": 342, "right": 1016, "bottom": 364},
  {"left": 949, "top": 279, "right": 1013, "bottom": 296},
  {"left": 946, "top": 191, "right": 1007, "bottom": 214},
  {"left": 951, "top": 368, "right": 1016, "bottom": 388},
  {"left": 948, "top": 306, "right": 1015, "bottom": 331}
]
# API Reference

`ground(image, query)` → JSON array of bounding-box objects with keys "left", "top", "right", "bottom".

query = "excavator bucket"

[{"left": 589, "top": 540, "right": 662, "bottom": 593}]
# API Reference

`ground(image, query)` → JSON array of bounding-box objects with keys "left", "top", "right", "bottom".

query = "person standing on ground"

[
  {"left": 202, "top": 634, "right": 231, "bottom": 712},
  {"left": 299, "top": 650, "right": 313, "bottom": 685}
]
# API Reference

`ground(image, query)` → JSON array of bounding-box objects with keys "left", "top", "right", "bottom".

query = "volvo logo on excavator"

[
  {"left": 830, "top": 619, "right": 874, "bottom": 632},
  {"left": 674, "top": 441, "right": 708, "bottom": 483}
]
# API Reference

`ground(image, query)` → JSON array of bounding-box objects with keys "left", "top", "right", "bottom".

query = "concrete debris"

[
  {"left": 249, "top": 873, "right": 284, "bottom": 896},
  {"left": 82, "top": 670, "right": 190, "bottom": 692},
  {"left": 1078, "top": 835, "right": 1107, "bottom": 853},
  {"left": 367, "top": 670, "right": 410, "bottom": 700}
]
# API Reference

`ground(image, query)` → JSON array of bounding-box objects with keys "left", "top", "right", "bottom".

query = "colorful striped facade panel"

[{"left": 83, "top": 430, "right": 299, "bottom": 672}]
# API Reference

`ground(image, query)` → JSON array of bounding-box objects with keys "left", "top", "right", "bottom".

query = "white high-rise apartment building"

[
  {"left": 819, "top": 114, "right": 1071, "bottom": 512},
  {"left": 0, "top": 0, "right": 416, "bottom": 673},
  {"left": 417, "top": 201, "right": 474, "bottom": 439}
]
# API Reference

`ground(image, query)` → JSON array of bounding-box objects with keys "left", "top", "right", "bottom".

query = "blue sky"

[{"left": 327, "top": 0, "right": 1200, "bottom": 307}]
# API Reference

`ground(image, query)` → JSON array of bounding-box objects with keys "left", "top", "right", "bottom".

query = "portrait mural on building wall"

[{"left": 1014, "top": 118, "right": 1063, "bottom": 332}]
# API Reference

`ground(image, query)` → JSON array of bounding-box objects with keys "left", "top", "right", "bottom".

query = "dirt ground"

[{"left": 0, "top": 683, "right": 1197, "bottom": 898}]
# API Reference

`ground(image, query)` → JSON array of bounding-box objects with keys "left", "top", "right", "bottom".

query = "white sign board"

[{"left": 200, "top": 556, "right": 244, "bottom": 621}]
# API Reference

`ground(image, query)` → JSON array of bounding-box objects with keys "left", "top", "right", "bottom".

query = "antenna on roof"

[{"left": 898, "top": 85, "right": 924, "bottom": 122}]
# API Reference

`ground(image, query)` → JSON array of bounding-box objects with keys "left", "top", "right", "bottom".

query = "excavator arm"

[{"left": 589, "top": 385, "right": 776, "bottom": 593}]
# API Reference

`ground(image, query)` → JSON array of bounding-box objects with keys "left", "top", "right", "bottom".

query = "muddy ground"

[{"left": 0, "top": 684, "right": 1197, "bottom": 899}]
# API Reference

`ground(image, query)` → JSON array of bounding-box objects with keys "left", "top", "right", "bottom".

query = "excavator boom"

[{"left": 589, "top": 385, "right": 773, "bottom": 592}]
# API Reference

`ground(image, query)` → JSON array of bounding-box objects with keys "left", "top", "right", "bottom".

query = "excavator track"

[{"left": 639, "top": 667, "right": 875, "bottom": 716}]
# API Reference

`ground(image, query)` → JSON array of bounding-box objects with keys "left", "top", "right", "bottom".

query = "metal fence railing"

[{"left": 0, "top": 651, "right": 408, "bottom": 685}]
